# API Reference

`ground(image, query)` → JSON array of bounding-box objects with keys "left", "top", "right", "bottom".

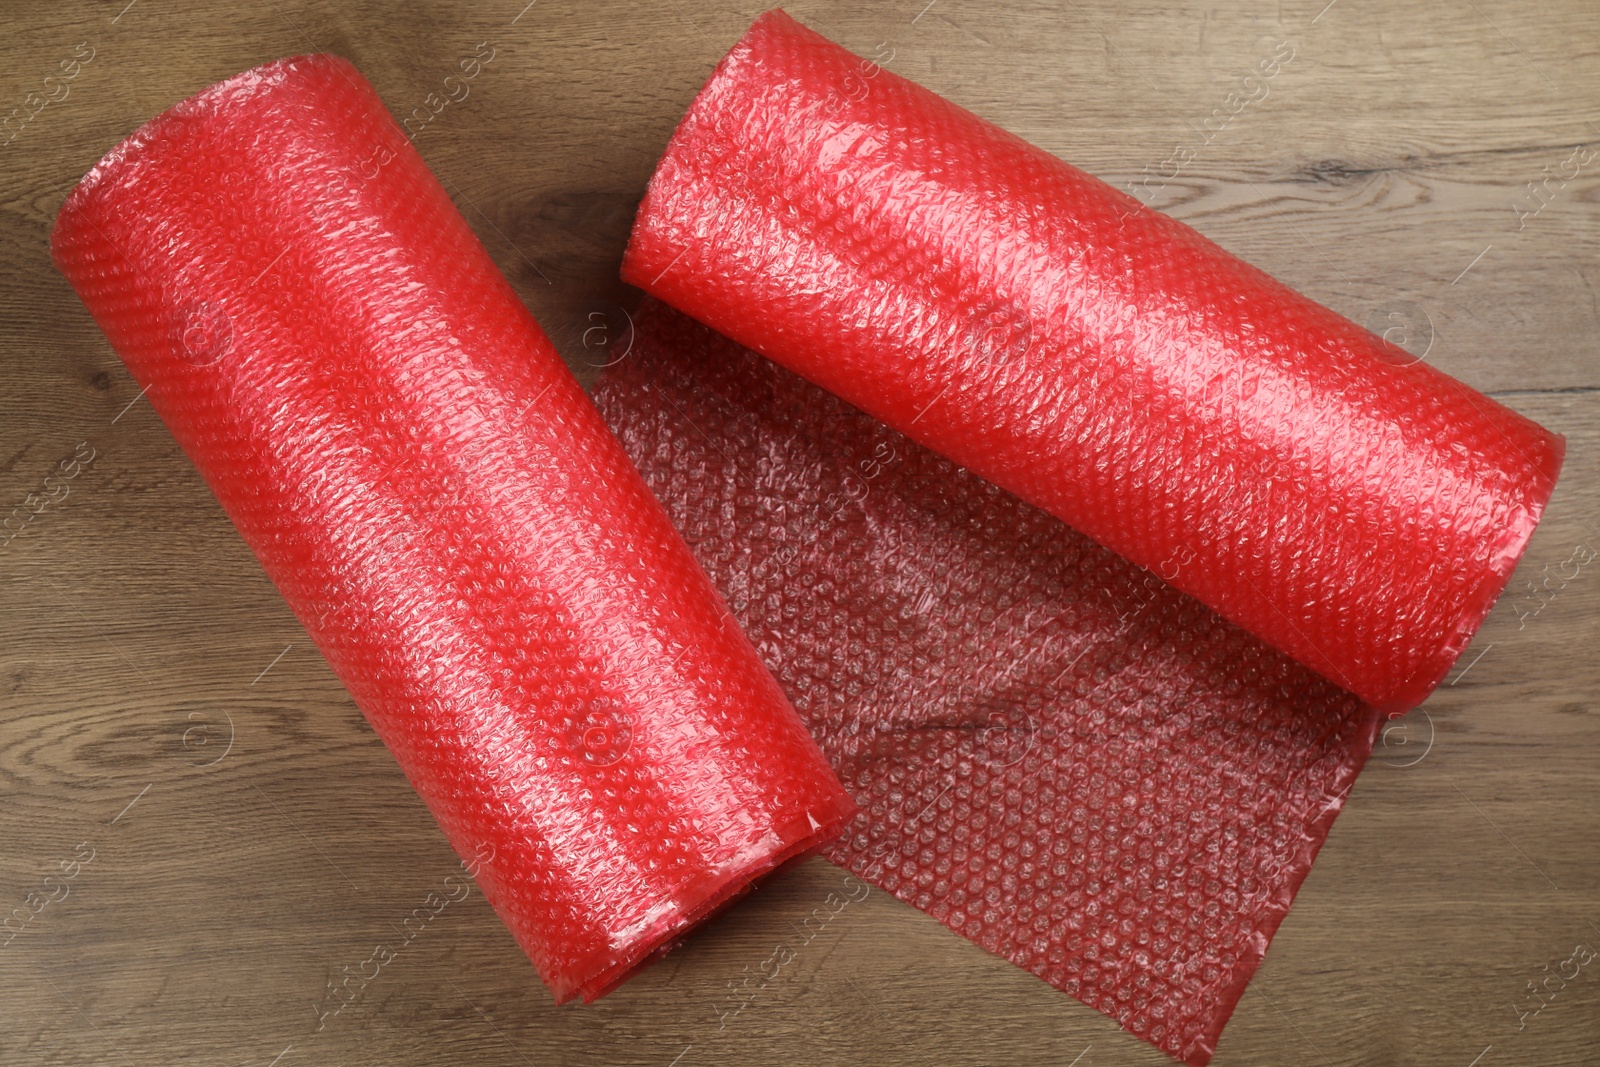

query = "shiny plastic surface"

[
  {"left": 597, "top": 300, "right": 1384, "bottom": 1065},
  {"left": 621, "top": 9, "right": 1565, "bottom": 716},
  {"left": 50, "top": 54, "right": 855, "bottom": 1004}
]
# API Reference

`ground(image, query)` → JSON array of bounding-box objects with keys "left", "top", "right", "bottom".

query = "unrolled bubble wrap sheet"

[
  {"left": 611, "top": 9, "right": 1565, "bottom": 1062},
  {"left": 51, "top": 53, "right": 856, "bottom": 1005}
]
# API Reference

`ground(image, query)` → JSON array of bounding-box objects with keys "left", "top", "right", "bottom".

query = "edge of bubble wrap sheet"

[{"left": 50, "top": 53, "right": 857, "bottom": 1006}]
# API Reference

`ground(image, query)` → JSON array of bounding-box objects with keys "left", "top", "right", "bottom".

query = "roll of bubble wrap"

[
  {"left": 621, "top": 10, "right": 1564, "bottom": 716},
  {"left": 613, "top": 9, "right": 1564, "bottom": 1061},
  {"left": 51, "top": 53, "right": 855, "bottom": 1004}
]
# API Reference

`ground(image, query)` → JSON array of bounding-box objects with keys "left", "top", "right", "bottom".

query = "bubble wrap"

[
  {"left": 595, "top": 301, "right": 1384, "bottom": 1064},
  {"left": 49, "top": 54, "right": 855, "bottom": 1004},
  {"left": 621, "top": 9, "right": 1565, "bottom": 716}
]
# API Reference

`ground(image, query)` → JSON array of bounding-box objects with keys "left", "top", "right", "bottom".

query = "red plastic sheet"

[
  {"left": 595, "top": 300, "right": 1383, "bottom": 1064},
  {"left": 50, "top": 54, "right": 855, "bottom": 1005},
  {"left": 615, "top": 9, "right": 1564, "bottom": 1061}
]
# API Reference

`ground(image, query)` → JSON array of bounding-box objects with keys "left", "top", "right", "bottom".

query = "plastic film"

[
  {"left": 50, "top": 54, "right": 855, "bottom": 1004},
  {"left": 621, "top": 10, "right": 1564, "bottom": 716},
  {"left": 613, "top": 8, "right": 1564, "bottom": 1061},
  {"left": 595, "top": 300, "right": 1383, "bottom": 1065}
]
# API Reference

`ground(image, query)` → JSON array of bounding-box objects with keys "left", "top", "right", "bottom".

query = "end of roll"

[
  {"left": 565, "top": 801, "right": 857, "bottom": 1003},
  {"left": 1381, "top": 424, "right": 1566, "bottom": 716},
  {"left": 51, "top": 53, "right": 357, "bottom": 267}
]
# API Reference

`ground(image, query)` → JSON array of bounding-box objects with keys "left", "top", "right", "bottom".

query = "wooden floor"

[{"left": 2, "top": 1, "right": 1598, "bottom": 1064}]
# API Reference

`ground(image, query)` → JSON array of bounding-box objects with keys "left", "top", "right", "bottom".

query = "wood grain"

[{"left": 1, "top": 2, "right": 1596, "bottom": 1065}]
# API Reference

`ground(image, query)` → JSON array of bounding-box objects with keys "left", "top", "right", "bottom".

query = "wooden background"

[{"left": 2, "top": 1, "right": 1597, "bottom": 1064}]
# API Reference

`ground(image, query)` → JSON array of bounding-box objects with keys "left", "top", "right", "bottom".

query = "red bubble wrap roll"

[
  {"left": 622, "top": 10, "right": 1564, "bottom": 716},
  {"left": 51, "top": 53, "right": 855, "bottom": 1003},
  {"left": 615, "top": 9, "right": 1564, "bottom": 1061}
]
